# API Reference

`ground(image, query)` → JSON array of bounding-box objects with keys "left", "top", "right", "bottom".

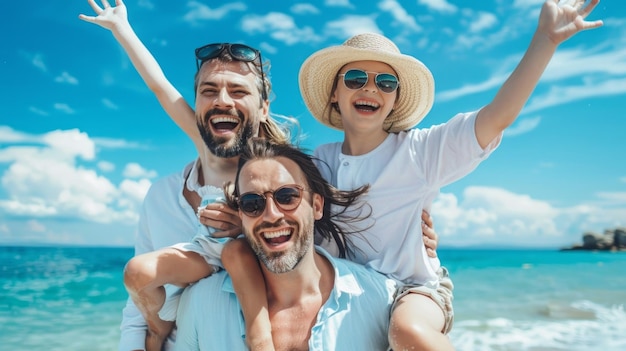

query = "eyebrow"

[{"left": 198, "top": 80, "right": 252, "bottom": 90}]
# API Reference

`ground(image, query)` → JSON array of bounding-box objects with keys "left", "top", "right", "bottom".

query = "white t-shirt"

[{"left": 314, "top": 110, "right": 501, "bottom": 286}]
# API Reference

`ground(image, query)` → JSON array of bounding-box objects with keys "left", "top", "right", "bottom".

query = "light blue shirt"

[{"left": 174, "top": 248, "right": 397, "bottom": 350}]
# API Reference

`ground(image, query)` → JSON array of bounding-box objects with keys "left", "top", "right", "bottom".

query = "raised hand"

[
  {"left": 78, "top": 0, "right": 128, "bottom": 31},
  {"left": 539, "top": 0, "right": 603, "bottom": 45}
]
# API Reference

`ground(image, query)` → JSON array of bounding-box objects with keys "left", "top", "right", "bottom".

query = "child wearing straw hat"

[{"left": 299, "top": 0, "right": 602, "bottom": 349}]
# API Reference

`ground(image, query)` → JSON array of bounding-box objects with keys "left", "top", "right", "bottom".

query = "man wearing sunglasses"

[{"left": 174, "top": 138, "right": 399, "bottom": 350}]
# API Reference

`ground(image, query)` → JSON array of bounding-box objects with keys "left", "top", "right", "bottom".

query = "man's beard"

[
  {"left": 197, "top": 108, "right": 255, "bottom": 158},
  {"left": 247, "top": 217, "right": 314, "bottom": 274}
]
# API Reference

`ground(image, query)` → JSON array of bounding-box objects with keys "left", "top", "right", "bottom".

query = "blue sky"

[{"left": 1, "top": 0, "right": 625, "bottom": 248}]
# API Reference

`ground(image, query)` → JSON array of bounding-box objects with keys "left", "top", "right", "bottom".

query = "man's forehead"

[
  {"left": 199, "top": 60, "right": 255, "bottom": 81},
  {"left": 239, "top": 158, "right": 305, "bottom": 192}
]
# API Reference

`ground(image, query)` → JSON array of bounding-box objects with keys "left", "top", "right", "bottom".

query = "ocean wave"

[{"left": 449, "top": 300, "right": 626, "bottom": 351}]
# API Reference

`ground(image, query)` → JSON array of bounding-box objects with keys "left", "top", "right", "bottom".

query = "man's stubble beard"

[
  {"left": 247, "top": 216, "right": 315, "bottom": 274},
  {"left": 197, "top": 109, "right": 257, "bottom": 158}
]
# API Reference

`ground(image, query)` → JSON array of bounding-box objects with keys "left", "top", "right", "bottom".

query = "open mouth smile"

[
  {"left": 210, "top": 116, "right": 240, "bottom": 132},
  {"left": 261, "top": 228, "right": 292, "bottom": 247},
  {"left": 354, "top": 99, "right": 380, "bottom": 112}
]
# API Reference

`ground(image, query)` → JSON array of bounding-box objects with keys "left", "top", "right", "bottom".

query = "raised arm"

[
  {"left": 475, "top": 0, "right": 603, "bottom": 148},
  {"left": 79, "top": 0, "right": 202, "bottom": 150}
]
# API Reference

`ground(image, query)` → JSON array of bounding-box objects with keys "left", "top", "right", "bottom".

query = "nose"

[
  {"left": 214, "top": 88, "right": 235, "bottom": 108},
  {"left": 261, "top": 195, "right": 284, "bottom": 222},
  {"left": 363, "top": 73, "right": 378, "bottom": 92}
]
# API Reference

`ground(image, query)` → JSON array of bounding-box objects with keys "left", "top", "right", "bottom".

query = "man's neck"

[
  {"left": 264, "top": 251, "right": 334, "bottom": 309},
  {"left": 197, "top": 149, "right": 240, "bottom": 188},
  {"left": 263, "top": 250, "right": 335, "bottom": 351},
  {"left": 183, "top": 150, "right": 240, "bottom": 212}
]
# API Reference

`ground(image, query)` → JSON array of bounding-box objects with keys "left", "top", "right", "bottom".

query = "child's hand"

[
  {"left": 421, "top": 210, "right": 438, "bottom": 258},
  {"left": 538, "top": 0, "right": 603, "bottom": 45},
  {"left": 78, "top": 0, "right": 129, "bottom": 31},
  {"left": 199, "top": 202, "right": 242, "bottom": 239}
]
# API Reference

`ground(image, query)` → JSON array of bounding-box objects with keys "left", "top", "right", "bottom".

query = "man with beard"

[{"left": 174, "top": 138, "right": 399, "bottom": 351}]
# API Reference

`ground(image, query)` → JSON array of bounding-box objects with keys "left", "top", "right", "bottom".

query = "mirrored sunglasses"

[{"left": 338, "top": 69, "right": 399, "bottom": 94}]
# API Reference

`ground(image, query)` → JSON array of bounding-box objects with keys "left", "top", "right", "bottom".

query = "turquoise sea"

[{"left": 1, "top": 246, "right": 625, "bottom": 351}]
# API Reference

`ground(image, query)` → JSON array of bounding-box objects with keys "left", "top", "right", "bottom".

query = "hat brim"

[{"left": 299, "top": 44, "right": 434, "bottom": 133}]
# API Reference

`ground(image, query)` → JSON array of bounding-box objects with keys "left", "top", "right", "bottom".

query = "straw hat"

[{"left": 299, "top": 33, "right": 434, "bottom": 133}]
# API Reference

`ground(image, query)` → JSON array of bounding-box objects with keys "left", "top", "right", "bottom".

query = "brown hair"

[
  {"left": 194, "top": 51, "right": 295, "bottom": 145},
  {"left": 224, "top": 138, "right": 371, "bottom": 258}
]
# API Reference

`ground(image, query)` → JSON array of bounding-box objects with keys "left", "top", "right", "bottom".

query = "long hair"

[{"left": 224, "top": 138, "right": 371, "bottom": 258}]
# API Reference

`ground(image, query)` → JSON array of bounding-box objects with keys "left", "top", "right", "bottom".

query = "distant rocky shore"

[{"left": 561, "top": 227, "right": 626, "bottom": 251}]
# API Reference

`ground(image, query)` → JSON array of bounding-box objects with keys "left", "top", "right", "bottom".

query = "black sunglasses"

[
  {"left": 237, "top": 185, "right": 305, "bottom": 218},
  {"left": 338, "top": 69, "right": 399, "bottom": 94},
  {"left": 194, "top": 43, "right": 267, "bottom": 99}
]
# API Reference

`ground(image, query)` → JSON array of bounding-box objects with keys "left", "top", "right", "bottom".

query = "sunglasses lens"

[
  {"left": 229, "top": 44, "right": 259, "bottom": 61},
  {"left": 375, "top": 73, "right": 398, "bottom": 93},
  {"left": 239, "top": 194, "right": 265, "bottom": 217},
  {"left": 196, "top": 44, "right": 222, "bottom": 61},
  {"left": 343, "top": 69, "right": 368, "bottom": 90},
  {"left": 238, "top": 186, "right": 303, "bottom": 217},
  {"left": 274, "top": 187, "right": 302, "bottom": 210}
]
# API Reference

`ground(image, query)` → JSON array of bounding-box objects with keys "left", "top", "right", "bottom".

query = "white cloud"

[
  {"left": 524, "top": 77, "right": 626, "bottom": 114},
  {"left": 242, "top": 12, "right": 321, "bottom": 45},
  {"left": 0, "top": 128, "right": 151, "bottom": 225},
  {"left": 504, "top": 116, "right": 541, "bottom": 137},
  {"left": 138, "top": 0, "right": 154, "bottom": 10},
  {"left": 291, "top": 3, "right": 319, "bottom": 15},
  {"left": 120, "top": 178, "right": 153, "bottom": 203},
  {"left": 324, "top": 15, "right": 381, "bottom": 39},
  {"left": 543, "top": 46, "right": 626, "bottom": 82},
  {"left": 378, "top": 0, "right": 421, "bottom": 32},
  {"left": 98, "top": 161, "right": 115, "bottom": 172},
  {"left": 43, "top": 129, "right": 95, "bottom": 161},
  {"left": 469, "top": 12, "right": 498, "bottom": 33},
  {"left": 53, "top": 103, "right": 75, "bottom": 114},
  {"left": 93, "top": 137, "right": 146, "bottom": 150},
  {"left": 54, "top": 72, "right": 79, "bottom": 85},
  {"left": 102, "top": 98, "right": 119, "bottom": 110},
  {"left": 418, "top": 0, "right": 457, "bottom": 13},
  {"left": 594, "top": 192, "right": 626, "bottom": 205},
  {"left": 259, "top": 42, "right": 278, "bottom": 55},
  {"left": 183, "top": 1, "right": 247, "bottom": 24},
  {"left": 28, "top": 107, "right": 48, "bottom": 116},
  {"left": 123, "top": 163, "right": 157, "bottom": 179},
  {"left": 31, "top": 53, "right": 47, "bottom": 72},
  {"left": 0, "top": 125, "right": 34, "bottom": 143},
  {"left": 437, "top": 74, "right": 504, "bottom": 102},
  {"left": 432, "top": 186, "right": 626, "bottom": 248},
  {"left": 325, "top": 0, "right": 353, "bottom": 8}
]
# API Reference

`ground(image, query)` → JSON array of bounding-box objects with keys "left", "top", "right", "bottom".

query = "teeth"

[
  {"left": 211, "top": 116, "right": 239, "bottom": 124},
  {"left": 262, "top": 229, "right": 291, "bottom": 239},
  {"left": 354, "top": 100, "right": 379, "bottom": 108}
]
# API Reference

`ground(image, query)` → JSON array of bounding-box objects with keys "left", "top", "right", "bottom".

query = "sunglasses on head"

[
  {"left": 338, "top": 69, "right": 399, "bottom": 94},
  {"left": 237, "top": 184, "right": 305, "bottom": 218},
  {"left": 194, "top": 43, "right": 267, "bottom": 99}
]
